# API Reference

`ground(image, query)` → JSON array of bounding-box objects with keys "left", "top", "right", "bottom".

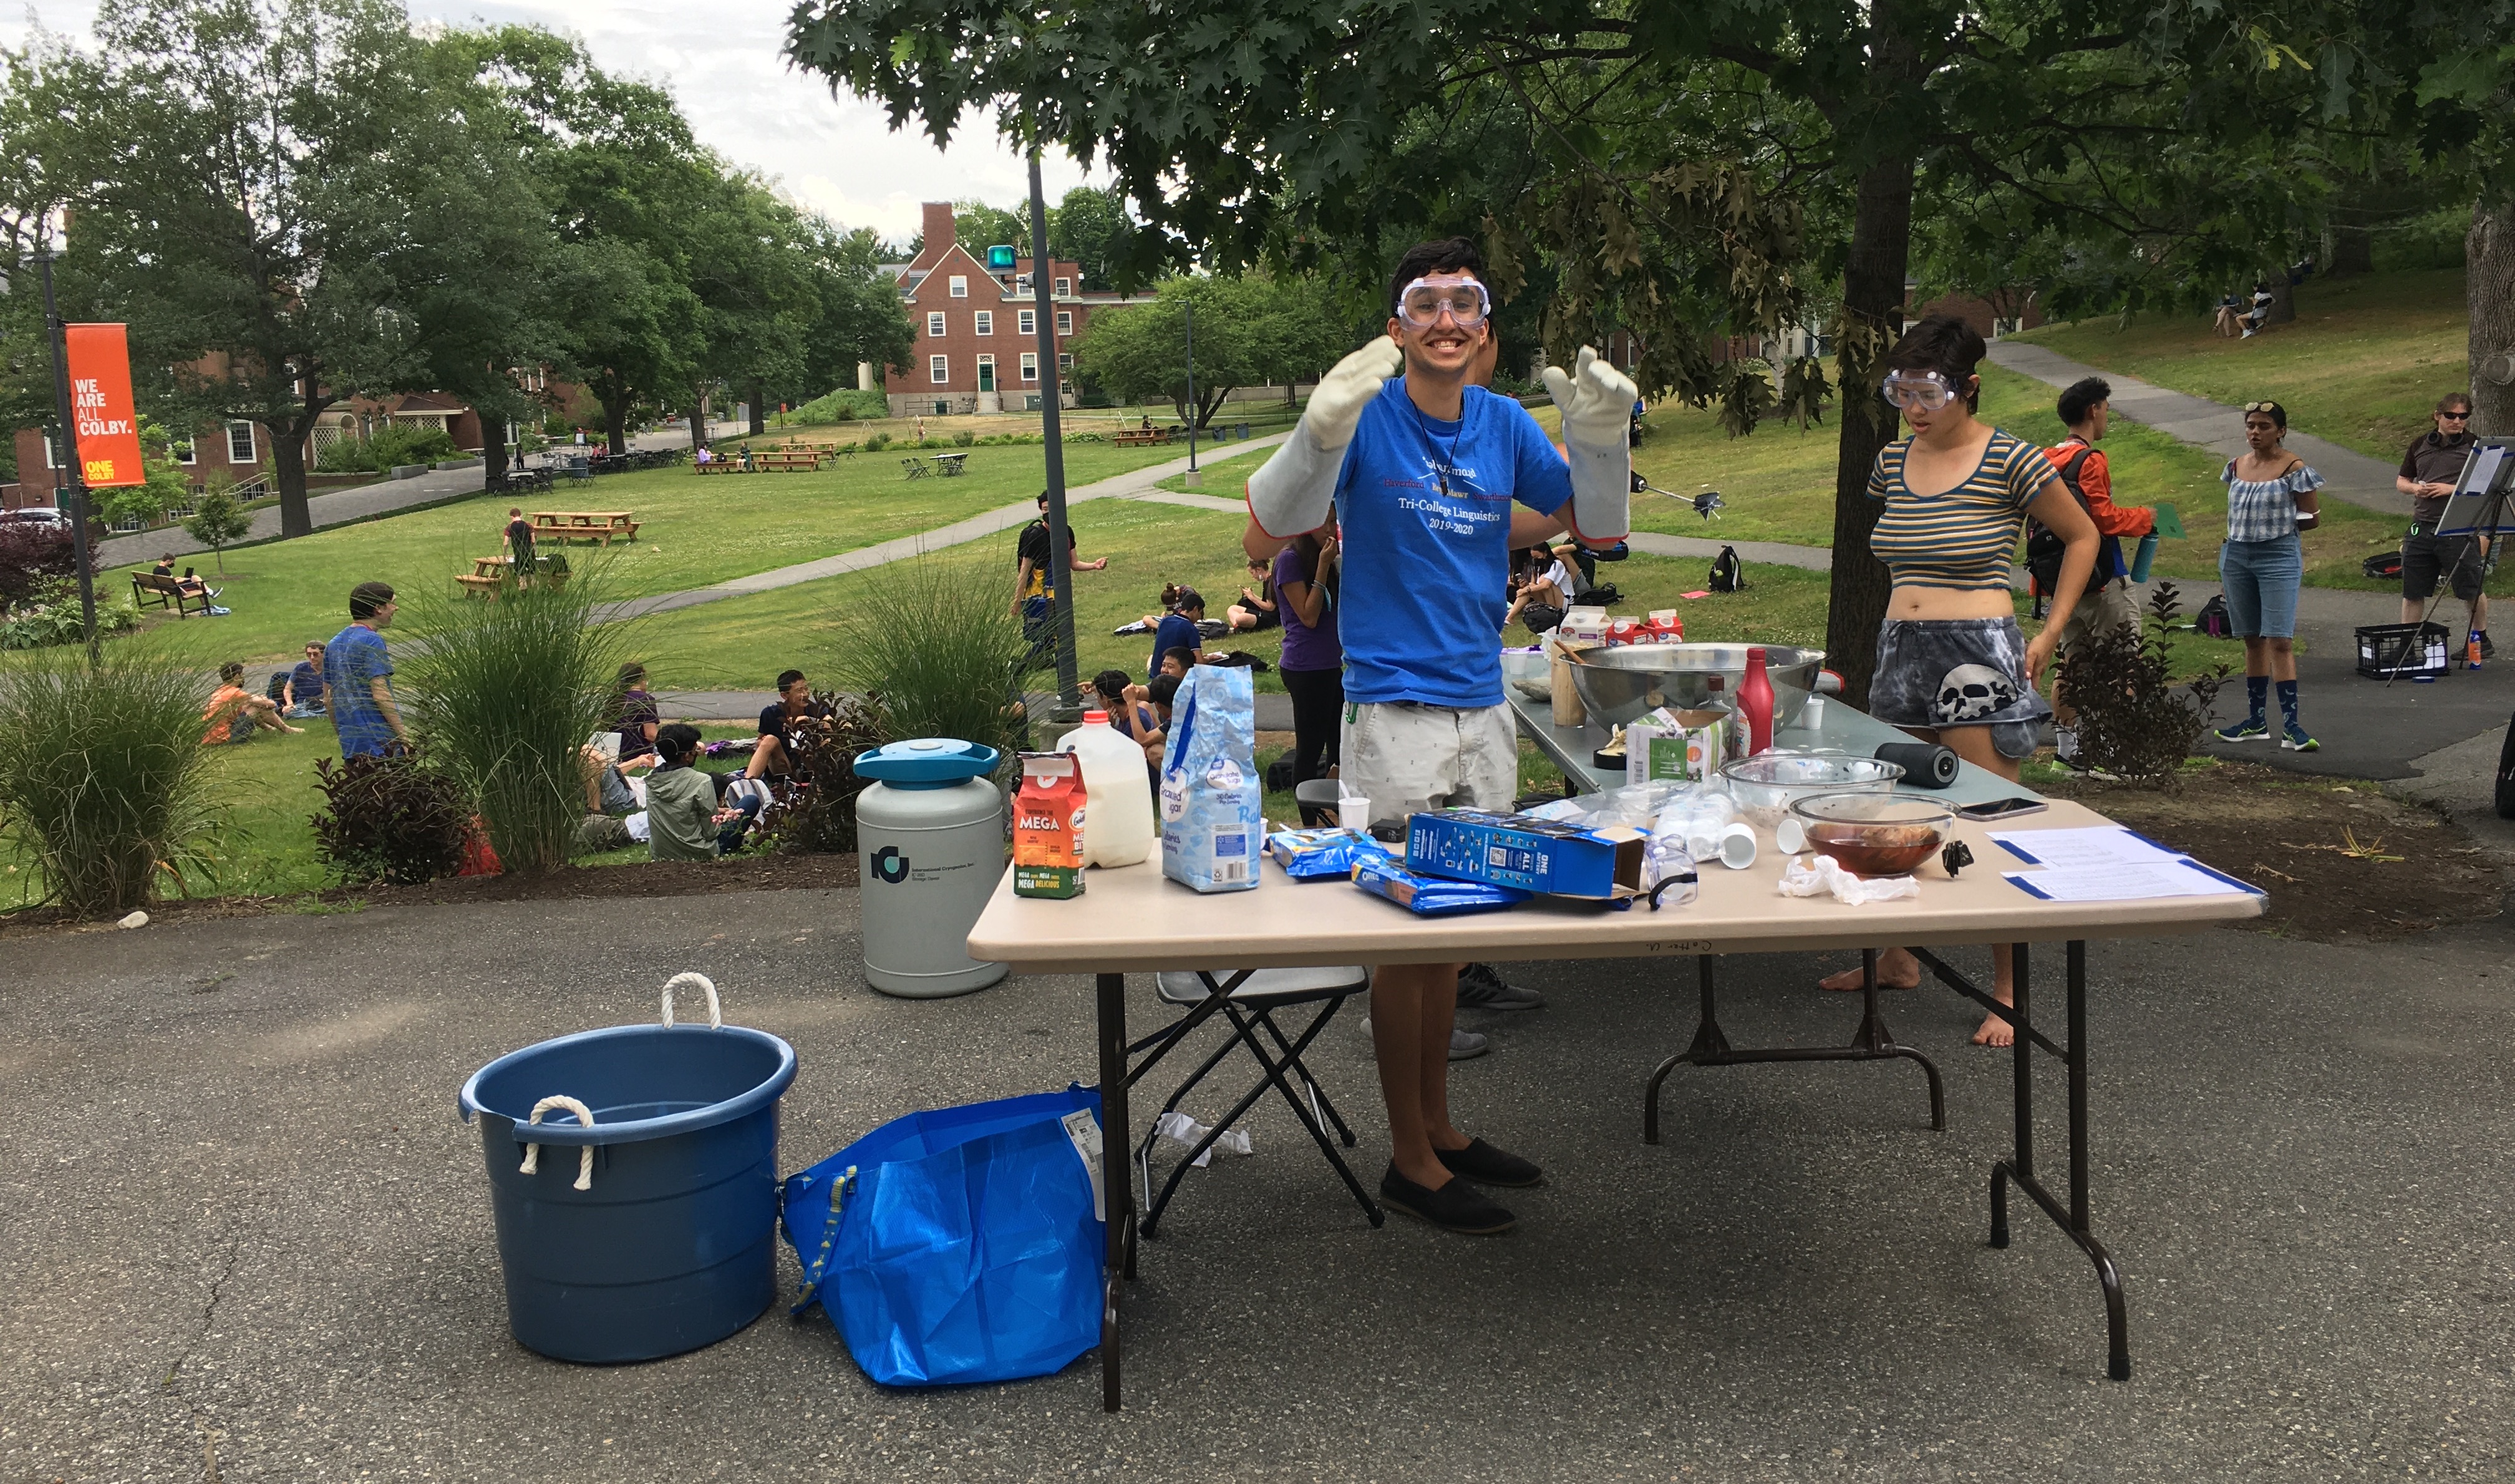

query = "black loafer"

[
  {"left": 1379, "top": 1163, "right": 1516, "bottom": 1234},
  {"left": 1436, "top": 1137, "right": 1546, "bottom": 1188}
]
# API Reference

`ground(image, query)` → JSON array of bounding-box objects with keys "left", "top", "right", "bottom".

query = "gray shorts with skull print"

[{"left": 1869, "top": 616, "right": 2050, "bottom": 761}]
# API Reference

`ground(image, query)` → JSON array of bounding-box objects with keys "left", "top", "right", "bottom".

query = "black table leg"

[
  {"left": 1985, "top": 940, "right": 2131, "bottom": 1382},
  {"left": 1095, "top": 971, "right": 1132, "bottom": 1411},
  {"left": 1644, "top": 951, "right": 1946, "bottom": 1143}
]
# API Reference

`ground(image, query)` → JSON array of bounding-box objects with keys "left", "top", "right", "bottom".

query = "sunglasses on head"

[{"left": 2242, "top": 402, "right": 2283, "bottom": 417}]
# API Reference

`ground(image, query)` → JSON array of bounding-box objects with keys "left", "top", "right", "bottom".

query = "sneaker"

[
  {"left": 2481, "top": 631, "right": 2497, "bottom": 661},
  {"left": 1456, "top": 962, "right": 1544, "bottom": 1011},
  {"left": 1360, "top": 1019, "right": 1490, "bottom": 1060},
  {"left": 2213, "top": 716, "right": 2269, "bottom": 743},
  {"left": 1379, "top": 1163, "right": 1515, "bottom": 1234},
  {"left": 2053, "top": 724, "right": 2079, "bottom": 762},
  {"left": 206, "top": 604, "right": 231, "bottom": 616},
  {"left": 2281, "top": 724, "right": 2320, "bottom": 752},
  {"left": 1436, "top": 1137, "right": 1546, "bottom": 1188}
]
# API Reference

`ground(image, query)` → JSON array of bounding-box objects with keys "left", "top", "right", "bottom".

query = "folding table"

[{"left": 966, "top": 787, "right": 2262, "bottom": 1410}]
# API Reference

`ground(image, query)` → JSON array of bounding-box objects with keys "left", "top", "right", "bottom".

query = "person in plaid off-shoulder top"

[{"left": 2212, "top": 400, "right": 2324, "bottom": 751}]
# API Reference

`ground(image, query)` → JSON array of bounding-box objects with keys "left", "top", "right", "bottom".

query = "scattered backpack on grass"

[
  {"left": 1708, "top": 545, "right": 1747, "bottom": 593},
  {"left": 265, "top": 671, "right": 290, "bottom": 706},
  {"left": 2362, "top": 550, "right": 2403, "bottom": 580},
  {"left": 2196, "top": 593, "right": 2233, "bottom": 638}
]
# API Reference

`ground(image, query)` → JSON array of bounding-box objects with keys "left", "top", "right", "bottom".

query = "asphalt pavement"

[{"left": 6, "top": 886, "right": 2515, "bottom": 1482}]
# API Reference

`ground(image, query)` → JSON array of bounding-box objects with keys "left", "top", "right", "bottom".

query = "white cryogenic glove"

[
  {"left": 1247, "top": 336, "right": 1402, "bottom": 538},
  {"left": 1543, "top": 344, "right": 1638, "bottom": 541}
]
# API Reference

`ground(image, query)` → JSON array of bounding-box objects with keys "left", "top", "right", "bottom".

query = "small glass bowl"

[
  {"left": 1720, "top": 752, "right": 1904, "bottom": 829},
  {"left": 1787, "top": 793, "right": 1954, "bottom": 878}
]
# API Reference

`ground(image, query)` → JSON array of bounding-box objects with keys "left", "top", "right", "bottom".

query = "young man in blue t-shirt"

[
  {"left": 324, "top": 581, "right": 409, "bottom": 757},
  {"left": 1241, "top": 236, "right": 1637, "bottom": 1234}
]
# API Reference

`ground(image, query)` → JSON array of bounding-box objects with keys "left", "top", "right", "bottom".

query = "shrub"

[
  {"left": 309, "top": 750, "right": 474, "bottom": 886},
  {"left": 0, "top": 523, "right": 77, "bottom": 611},
  {"left": 0, "top": 651, "right": 221, "bottom": 915},
  {"left": 793, "top": 387, "right": 890, "bottom": 425},
  {"left": 2057, "top": 581, "right": 2229, "bottom": 788},
  {"left": 315, "top": 423, "right": 460, "bottom": 474},
  {"left": 398, "top": 566, "right": 637, "bottom": 873},
  {"left": 182, "top": 475, "right": 253, "bottom": 571},
  {"left": 756, "top": 692, "right": 887, "bottom": 855},
  {"left": 831, "top": 554, "right": 1030, "bottom": 774},
  {"left": 952, "top": 430, "right": 975, "bottom": 447},
  {"left": 865, "top": 432, "right": 891, "bottom": 452},
  {"left": 0, "top": 579, "right": 138, "bottom": 650}
]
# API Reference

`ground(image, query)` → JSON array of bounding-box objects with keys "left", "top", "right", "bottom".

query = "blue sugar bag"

[{"left": 1159, "top": 665, "right": 1262, "bottom": 893}]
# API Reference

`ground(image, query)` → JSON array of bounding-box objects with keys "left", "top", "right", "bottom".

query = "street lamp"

[
  {"left": 34, "top": 210, "right": 100, "bottom": 666},
  {"left": 1181, "top": 301, "right": 1198, "bottom": 485},
  {"left": 1025, "top": 143, "right": 1082, "bottom": 722}
]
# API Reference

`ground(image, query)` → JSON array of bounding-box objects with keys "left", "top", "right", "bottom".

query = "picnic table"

[
  {"left": 529, "top": 511, "right": 640, "bottom": 545},
  {"left": 1112, "top": 427, "right": 1173, "bottom": 447},
  {"left": 694, "top": 457, "right": 747, "bottom": 475},
  {"left": 968, "top": 691, "right": 2262, "bottom": 1410},
  {"left": 752, "top": 450, "right": 824, "bottom": 473}
]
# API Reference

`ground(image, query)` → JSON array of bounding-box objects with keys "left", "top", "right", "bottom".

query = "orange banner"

[{"left": 64, "top": 323, "right": 145, "bottom": 488}]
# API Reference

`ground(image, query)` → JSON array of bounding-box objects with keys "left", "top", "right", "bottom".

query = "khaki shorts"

[
  {"left": 2053, "top": 580, "right": 2141, "bottom": 656},
  {"left": 1340, "top": 701, "right": 1518, "bottom": 829}
]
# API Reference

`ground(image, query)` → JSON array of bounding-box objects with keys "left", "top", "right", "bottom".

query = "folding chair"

[{"left": 1127, "top": 966, "right": 1384, "bottom": 1236}]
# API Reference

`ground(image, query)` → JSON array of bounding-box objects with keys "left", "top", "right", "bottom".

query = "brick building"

[{"left": 884, "top": 201, "right": 1141, "bottom": 417}]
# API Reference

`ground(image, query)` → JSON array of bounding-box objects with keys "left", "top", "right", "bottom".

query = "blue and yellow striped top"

[{"left": 1865, "top": 430, "right": 2054, "bottom": 591}]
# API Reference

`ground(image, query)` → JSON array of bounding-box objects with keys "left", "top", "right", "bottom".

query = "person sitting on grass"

[
  {"left": 1148, "top": 588, "right": 1213, "bottom": 677},
  {"left": 745, "top": 669, "right": 831, "bottom": 781},
  {"left": 202, "top": 661, "right": 303, "bottom": 744},
  {"left": 1092, "top": 669, "right": 1165, "bottom": 759},
  {"left": 614, "top": 662, "right": 660, "bottom": 761},
  {"left": 282, "top": 643, "right": 327, "bottom": 717},
  {"left": 646, "top": 723, "right": 759, "bottom": 860},
  {"left": 1226, "top": 558, "right": 1280, "bottom": 631}
]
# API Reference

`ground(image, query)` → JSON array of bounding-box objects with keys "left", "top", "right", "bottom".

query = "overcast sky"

[{"left": 2, "top": 0, "right": 1094, "bottom": 241}]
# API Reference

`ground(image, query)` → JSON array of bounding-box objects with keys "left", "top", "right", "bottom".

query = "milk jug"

[{"left": 1055, "top": 710, "right": 1156, "bottom": 867}]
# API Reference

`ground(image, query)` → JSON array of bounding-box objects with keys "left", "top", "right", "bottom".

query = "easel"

[{"left": 2390, "top": 438, "right": 2515, "bottom": 685}]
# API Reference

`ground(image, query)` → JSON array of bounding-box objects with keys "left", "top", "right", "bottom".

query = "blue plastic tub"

[{"left": 459, "top": 974, "right": 798, "bottom": 1363}]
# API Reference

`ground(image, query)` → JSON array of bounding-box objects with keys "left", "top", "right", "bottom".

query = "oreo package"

[
  {"left": 1266, "top": 827, "right": 1386, "bottom": 881},
  {"left": 1350, "top": 852, "right": 1531, "bottom": 917}
]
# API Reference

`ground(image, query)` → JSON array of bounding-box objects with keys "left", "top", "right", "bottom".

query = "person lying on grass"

[{"left": 202, "top": 661, "right": 303, "bottom": 744}]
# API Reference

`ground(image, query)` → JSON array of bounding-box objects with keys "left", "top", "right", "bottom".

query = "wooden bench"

[
  {"left": 901, "top": 458, "right": 931, "bottom": 480},
  {"left": 455, "top": 573, "right": 505, "bottom": 599},
  {"left": 694, "top": 459, "right": 748, "bottom": 475},
  {"left": 752, "top": 452, "right": 823, "bottom": 473},
  {"left": 130, "top": 572, "right": 210, "bottom": 618},
  {"left": 1113, "top": 428, "right": 1173, "bottom": 447},
  {"left": 529, "top": 512, "right": 640, "bottom": 545}
]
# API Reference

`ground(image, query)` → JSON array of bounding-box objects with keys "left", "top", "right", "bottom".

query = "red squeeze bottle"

[{"left": 1739, "top": 646, "right": 1775, "bottom": 755}]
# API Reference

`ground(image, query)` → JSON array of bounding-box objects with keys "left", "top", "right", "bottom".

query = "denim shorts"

[
  {"left": 1869, "top": 616, "right": 2050, "bottom": 760},
  {"left": 2218, "top": 535, "right": 2302, "bottom": 639}
]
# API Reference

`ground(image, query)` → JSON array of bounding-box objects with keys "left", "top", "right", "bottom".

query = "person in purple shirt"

[{"left": 1273, "top": 530, "right": 1341, "bottom": 787}]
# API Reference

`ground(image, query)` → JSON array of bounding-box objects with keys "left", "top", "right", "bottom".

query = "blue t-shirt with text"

[
  {"left": 324, "top": 623, "right": 398, "bottom": 757},
  {"left": 1332, "top": 379, "right": 1571, "bottom": 707}
]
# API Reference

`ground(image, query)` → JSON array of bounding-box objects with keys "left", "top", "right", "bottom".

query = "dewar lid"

[{"left": 853, "top": 737, "right": 1001, "bottom": 788}]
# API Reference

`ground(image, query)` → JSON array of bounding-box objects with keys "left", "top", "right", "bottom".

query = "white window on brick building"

[
  {"left": 929, "top": 354, "right": 949, "bottom": 384},
  {"left": 1059, "top": 352, "right": 1074, "bottom": 373},
  {"left": 948, "top": 274, "right": 967, "bottom": 298},
  {"left": 926, "top": 311, "right": 946, "bottom": 337},
  {"left": 1017, "top": 308, "right": 1037, "bottom": 337},
  {"left": 1020, "top": 352, "right": 1039, "bottom": 382},
  {"left": 1055, "top": 277, "right": 1071, "bottom": 297},
  {"left": 226, "top": 421, "right": 256, "bottom": 462},
  {"left": 1055, "top": 309, "right": 1073, "bottom": 336},
  {"left": 171, "top": 433, "right": 195, "bottom": 463},
  {"left": 973, "top": 310, "right": 993, "bottom": 336}
]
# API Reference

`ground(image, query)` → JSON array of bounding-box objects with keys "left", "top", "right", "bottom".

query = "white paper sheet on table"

[
  {"left": 2002, "top": 859, "right": 2261, "bottom": 901},
  {"left": 1989, "top": 825, "right": 2184, "bottom": 870}
]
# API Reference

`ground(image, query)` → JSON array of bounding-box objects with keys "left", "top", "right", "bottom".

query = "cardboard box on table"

[{"left": 1404, "top": 808, "right": 1645, "bottom": 900}]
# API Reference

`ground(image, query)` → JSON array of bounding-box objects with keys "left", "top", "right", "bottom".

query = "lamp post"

[
  {"left": 1026, "top": 143, "right": 1082, "bottom": 722},
  {"left": 34, "top": 215, "right": 100, "bottom": 666},
  {"left": 1181, "top": 301, "right": 1198, "bottom": 486}
]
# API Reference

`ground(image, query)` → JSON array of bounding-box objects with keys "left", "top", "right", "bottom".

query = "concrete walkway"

[
  {"left": 95, "top": 420, "right": 742, "bottom": 570},
  {"left": 1986, "top": 340, "right": 2410, "bottom": 517}
]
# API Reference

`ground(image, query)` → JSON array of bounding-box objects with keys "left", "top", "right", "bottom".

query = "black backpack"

[
  {"left": 265, "top": 671, "right": 290, "bottom": 706},
  {"left": 2024, "top": 445, "right": 2096, "bottom": 600},
  {"left": 2196, "top": 593, "right": 2233, "bottom": 639},
  {"left": 1708, "top": 545, "right": 1747, "bottom": 593},
  {"left": 2362, "top": 550, "right": 2403, "bottom": 580}
]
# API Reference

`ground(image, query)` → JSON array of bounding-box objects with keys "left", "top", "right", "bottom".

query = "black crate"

[{"left": 2356, "top": 621, "right": 2453, "bottom": 679}]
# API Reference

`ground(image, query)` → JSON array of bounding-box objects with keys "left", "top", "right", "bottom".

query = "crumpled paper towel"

[
  {"left": 1778, "top": 854, "right": 1919, "bottom": 905},
  {"left": 1154, "top": 1110, "right": 1252, "bottom": 1168}
]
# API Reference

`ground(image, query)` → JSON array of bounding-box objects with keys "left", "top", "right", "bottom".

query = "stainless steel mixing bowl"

[{"left": 1564, "top": 643, "right": 1826, "bottom": 729}]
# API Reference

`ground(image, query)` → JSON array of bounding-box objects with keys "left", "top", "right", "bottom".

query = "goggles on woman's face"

[
  {"left": 1394, "top": 276, "right": 1491, "bottom": 329},
  {"left": 1880, "top": 371, "right": 1963, "bottom": 411}
]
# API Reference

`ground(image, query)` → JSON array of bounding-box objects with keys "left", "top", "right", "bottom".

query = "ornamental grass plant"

[
  {"left": 0, "top": 650, "right": 223, "bottom": 916},
  {"left": 831, "top": 553, "right": 1030, "bottom": 767},
  {"left": 398, "top": 565, "right": 637, "bottom": 873}
]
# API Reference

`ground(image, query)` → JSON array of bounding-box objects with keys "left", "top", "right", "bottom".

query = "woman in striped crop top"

[{"left": 1821, "top": 315, "right": 2098, "bottom": 1047}]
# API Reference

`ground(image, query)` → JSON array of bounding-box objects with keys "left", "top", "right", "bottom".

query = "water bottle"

[{"left": 2130, "top": 531, "right": 2159, "bottom": 583}]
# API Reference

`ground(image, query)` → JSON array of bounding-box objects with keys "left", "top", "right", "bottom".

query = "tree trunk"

[
  {"left": 268, "top": 422, "right": 312, "bottom": 539},
  {"left": 480, "top": 414, "right": 509, "bottom": 486},
  {"left": 604, "top": 400, "right": 629, "bottom": 456},
  {"left": 2264, "top": 274, "right": 2297, "bottom": 327},
  {"left": 2474, "top": 197, "right": 2515, "bottom": 439},
  {"left": 689, "top": 401, "right": 707, "bottom": 452},
  {"left": 748, "top": 381, "right": 767, "bottom": 436},
  {"left": 1821, "top": 154, "right": 1916, "bottom": 710}
]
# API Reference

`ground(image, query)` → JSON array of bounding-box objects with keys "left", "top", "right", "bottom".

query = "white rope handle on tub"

[
  {"left": 518, "top": 1095, "right": 596, "bottom": 1191},
  {"left": 661, "top": 972, "right": 722, "bottom": 1030}
]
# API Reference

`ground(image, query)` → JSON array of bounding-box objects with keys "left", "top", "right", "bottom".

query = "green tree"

[
  {"left": 790, "top": 220, "right": 916, "bottom": 407},
  {"left": 182, "top": 474, "right": 251, "bottom": 571},
  {"left": 787, "top": 0, "right": 2334, "bottom": 702},
  {"left": 1047, "top": 185, "right": 1139, "bottom": 290},
  {"left": 1072, "top": 275, "right": 1342, "bottom": 427}
]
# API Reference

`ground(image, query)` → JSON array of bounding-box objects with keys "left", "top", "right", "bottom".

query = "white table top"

[{"left": 966, "top": 800, "right": 2259, "bottom": 975}]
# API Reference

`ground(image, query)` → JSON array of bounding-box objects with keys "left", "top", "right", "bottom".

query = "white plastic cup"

[
  {"left": 1716, "top": 822, "right": 1757, "bottom": 870},
  {"left": 1801, "top": 696, "right": 1826, "bottom": 729},
  {"left": 1339, "top": 794, "right": 1370, "bottom": 831},
  {"left": 1775, "top": 815, "right": 1808, "bottom": 855}
]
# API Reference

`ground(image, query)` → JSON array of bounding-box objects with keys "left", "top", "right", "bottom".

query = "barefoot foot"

[
  {"left": 1971, "top": 1009, "right": 2015, "bottom": 1047},
  {"left": 1818, "top": 952, "right": 1922, "bottom": 992}
]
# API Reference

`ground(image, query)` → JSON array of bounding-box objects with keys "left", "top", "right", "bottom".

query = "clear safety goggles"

[
  {"left": 1879, "top": 370, "right": 1965, "bottom": 411},
  {"left": 1394, "top": 276, "right": 1491, "bottom": 329}
]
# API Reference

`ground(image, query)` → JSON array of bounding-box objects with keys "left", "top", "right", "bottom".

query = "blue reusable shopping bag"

[{"left": 780, "top": 1085, "right": 1105, "bottom": 1387}]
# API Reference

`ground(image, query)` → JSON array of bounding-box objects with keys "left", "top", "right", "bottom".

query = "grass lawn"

[
  {"left": 2007, "top": 267, "right": 2469, "bottom": 461},
  {"left": 103, "top": 440, "right": 1191, "bottom": 669}
]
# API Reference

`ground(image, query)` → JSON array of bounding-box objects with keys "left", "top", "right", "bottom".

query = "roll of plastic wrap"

[{"left": 1874, "top": 741, "right": 1959, "bottom": 789}]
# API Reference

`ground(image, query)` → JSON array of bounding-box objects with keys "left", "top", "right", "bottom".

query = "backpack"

[
  {"left": 2025, "top": 445, "right": 2106, "bottom": 598},
  {"left": 1708, "top": 545, "right": 1747, "bottom": 593},
  {"left": 2362, "top": 550, "right": 2403, "bottom": 580},
  {"left": 2196, "top": 593, "right": 2233, "bottom": 639},
  {"left": 1265, "top": 754, "right": 1296, "bottom": 793},
  {"left": 1521, "top": 601, "right": 1565, "bottom": 636},
  {"left": 1581, "top": 581, "right": 1622, "bottom": 607},
  {"left": 265, "top": 671, "right": 290, "bottom": 706}
]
